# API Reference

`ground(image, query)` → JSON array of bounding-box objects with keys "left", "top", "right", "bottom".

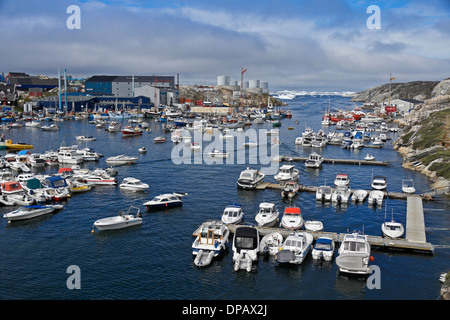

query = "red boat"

[{"left": 121, "top": 126, "right": 143, "bottom": 136}]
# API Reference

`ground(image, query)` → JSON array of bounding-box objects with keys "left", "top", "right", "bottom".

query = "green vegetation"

[
  {"left": 411, "top": 108, "right": 449, "bottom": 150},
  {"left": 420, "top": 150, "right": 450, "bottom": 166},
  {"left": 429, "top": 162, "right": 450, "bottom": 179}
]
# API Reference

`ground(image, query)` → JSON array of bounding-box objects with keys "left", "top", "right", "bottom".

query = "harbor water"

[{"left": 0, "top": 95, "right": 448, "bottom": 300}]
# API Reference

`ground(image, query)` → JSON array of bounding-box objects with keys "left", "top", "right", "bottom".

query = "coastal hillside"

[
  {"left": 351, "top": 80, "right": 441, "bottom": 103},
  {"left": 393, "top": 92, "right": 450, "bottom": 188}
]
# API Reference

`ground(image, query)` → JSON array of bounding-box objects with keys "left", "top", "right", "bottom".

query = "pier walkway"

[
  {"left": 278, "top": 155, "right": 389, "bottom": 166},
  {"left": 193, "top": 196, "right": 434, "bottom": 255}
]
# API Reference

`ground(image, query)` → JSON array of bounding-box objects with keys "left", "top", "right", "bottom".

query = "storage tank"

[
  {"left": 260, "top": 82, "right": 269, "bottom": 94},
  {"left": 217, "top": 75, "right": 230, "bottom": 86},
  {"left": 249, "top": 79, "right": 260, "bottom": 88}
]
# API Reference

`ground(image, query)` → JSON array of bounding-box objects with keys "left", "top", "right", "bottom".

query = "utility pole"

[{"left": 389, "top": 73, "right": 396, "bottom": 106}]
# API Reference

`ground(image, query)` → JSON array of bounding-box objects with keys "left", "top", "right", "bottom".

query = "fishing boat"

[
  {"left": 334, "top": 174, "right": 350, "bottom": 187},
  {"left": 331, "top": 186, "right": 351, "bottom": 204},
  {"left": 143, "top": 192, "right": 187, "bottom": 210},
  {"left": 351, "top": 189, "right": 368, "bottom": 203},
  {"left": 76, "top": 135, "right": 96, "bottom": 142},
  {"left": 281, "top": 180, "right": 300, "bottom": 198},
  {"left": 276, "top": 232, "right": 313, "bottom": 265},
  {"left": 382, "top": 208, "right": 404, "bottom": 238},
  {"left": 305, "top": 152, "right": 323, "bottom": 168},
  {"left": 368, "top": 190, "right": 384, "bottom": 206},
  {"left": 105, "top": 155, "right": 138, "bottom": 165},
  {"left": 312, "top": 237, "right": 335, "bottom": 261},
  {"left": 274, "top": 164, "right": 300, "bottom": 184},
  {"left": 3, "top": 204, "right": 63, "bottom": 222},
  {"left": 232, "top": 226, "right": 260, "bottom": 272},
  {"left": 336, "top": 232, "right": 372, "bottom": 275},
  {"left": 259, "top": 232, "right": 283, "bottom": 256},
  {"left": 402, "top": 179, "right": 416, "bottom": 194},
  {"left": 255, "top": 202, "right": 279, "bottom": 227},
  {"left": 93, "top": 206, "right": 142, "bottom": 231},
  {"left": 3, "top": 140, "right": 34, "bottom": 150},
  {"left": 192, "top": 220, "right": 230, "bottom": 267},
  {"left": 316, "top": 185, "right": 332, "bottom": 202},
  {"left": 106, "top": 121, "right": 121, "bottom": 132},
  {"left": 221, "top": 204, "right": 244, "bottom": 225},
  {"left": 304, "top": 220, "right": 323, "bottom": 232},
  {"left": 371, "top": 176, "right": 387, "bottom": 190},
  {"left": 119, "top": 177, "right": 149, "bottom": 192},
  {"left": 236, "top": 167, "right": 265, "bottom": 189},
  {"left": 280, "top": 206, "right": 304, "bottom": 230},
  {"left": 121, "top": 125, "right": 143, "bottom": 136}
]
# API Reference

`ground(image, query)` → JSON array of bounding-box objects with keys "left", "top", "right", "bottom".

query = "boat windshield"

[
  {"left": 319, "top": 187, "right": 331, "bottom": 194},
  {"left": 314, "top": 242, "right": 332, "bottom": 250},
  {"left": 235, "top": 236, "right": 256, "bottom": 250},
  {"left": 342, "top": 241, "right": 368, "bottom": 253}
]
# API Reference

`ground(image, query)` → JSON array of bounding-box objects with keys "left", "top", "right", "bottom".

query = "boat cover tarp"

[
  {"left": 284, "top": 207, "right": 301, "bottom": 214},
  {"left": 26, "top": 178, "right": 43, "bottom": 190}
]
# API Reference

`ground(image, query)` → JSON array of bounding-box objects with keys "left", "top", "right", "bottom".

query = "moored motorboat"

[
  {"left": 255, "top": 202, "right": 279, "bottom": 227},
  {"left": 312, "top": 237, "right": 335, "bottom": 261},
  {"left": 192, "top": 220, "right": 230, "bottom": 267},
  {"left": 93, "top": 206, "right": 142, "bottom": 231},
  {"left": 316, "top": 184, "right": 332, "bottom": 202},
  {"left": 274, "top": 164, "right": 300, "bottom": 184},
  {"left": 143, "top": 192, "right": 187, "bottom": 210},
  {"left": 305, "top": 220, "right": 323, "bottom": 232},
  {"left": 281, "top": 180, "right": 300, "bottom": 198},
  {"left": 382, "top": 208, "right": 404, "bottom": 238},
  {"left": 154, "top": 136, "right": 167, "bottom": 143},
  {"left": 336, "top": 232, "right": 372, "bottom": 275},
  {"left": 365, "top": 154, "right": 375, "bottom": 161},
  {"left": 331, "top": 186, "right": 351, "bottom": 204},
  {"left": 276, "top": 232, "right": 313, "bottom": 265},
  {"left": 280, "top": 206, "right": 304, "bottom": 230},
  {"left": 138, "top": 147, "right": 147, "bottom": 153},
  {"left": 119, "top": 177, "right": 149, "bottom": 192},
  {"left": 305, "top": 152, "right": 323, "bottom": 168},
  {"left": 105, "top": 155, "right": 138, "bottom": 166},
  {"left": 76, "top": 135, "right": 96, "bottom": 142},
  {"left": 352, "top": 189, "right": 368, "bottom": 203},
  {"left": 207, "top": 149, "right": 230, "bottom": 158},
  {"left": 368, "top": 190, "right": 384, "bottom": 206},
  {"left": 3, "top": 204, "right": 63, "bottom": 222},
  {"left": 334, "top": 174, "right": 350, "bottom": 187},
  {"left": 236, "top": 167, "right": 265, "bottom": 189},
  {"left": 371, "top": 176, "right": 387, "bottom": 190},
  {"left": 259, "top": 232, "right": 283, "bottom": 256},
  {"left": 232, "top": 226, "right": 260, "bottom": 272},
  {"left": 221, "top": 204, "right": 244, "bottom": 225}
]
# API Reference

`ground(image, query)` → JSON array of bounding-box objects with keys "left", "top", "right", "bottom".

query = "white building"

[{"left": 389, "top": 98, "right": 423, "bottom": 113}]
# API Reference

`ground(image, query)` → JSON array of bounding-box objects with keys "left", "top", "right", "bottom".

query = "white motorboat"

[
  {"left": 305, "top": 220, "right": 323, "bottom": 232},
  {"left": 119, "top": 177, "right": 149, "bottom": 192},
  {"left": 336, "top": 232, "right": 372, "bottom": 275},
  {"left": 154, "top": 136, "right": 167, "bottom": 143},
  {"left": 352, "top": 189, "right": 368, "bottom": 203},
  {"left": 242, "top": 139, "right": 258, "bottom": 148},
  {"left": 41, "top": 124, "right": 60, "bottom": 131},
  {"left": 368, "top": 190, "right": 384, "bottom": 206},
  {"left": 3, "top": 204, "right": 62, "bottom": 222},
  {"left": 276, "top": 232, "right": 313, "bottom": 265},
  {"left": 190, "top": 143, "right": 201, "bottom": 152},
  {"left": 402, "top": 179, "right": 416, "bottom": 194},
  {"left": 281, "top": 180, "right": 300, "bottom": 198},
  {"left": 305, "top": 152, "right": 323, "bottom": 168},
  {"left": 382, "top": 208, "right": 404, "bottom": 238},
  {"left": 274, "top": 164, "right": 300, "bottom": 183},
  {"left": 280, "top": 206, "right": 304, "bottom": 230},
  {"left": 143, "top": 192, "right": 187, "bottom": 210},
  {"left": 105, "top": 155, "right": 137, "bottom": 166},
  {"left": 331, "top": 186, "right": 351, "bottom": 204},
  {"left": 25, "top": 120, "right": 41, "bottom": 128},
  {"left": 232, "top": 226, "right": 260, "bottom": 272},
  {"left": 316, "top": 185, "right": 332, "bottom": 202},
  {"left": 312, "top": 237, "right": 335, "bottom": 261},
  {"left": 294, "top": 137, "right": 303, "bottom": 145},
  {"left": 76, "top": 135, "right": 96, "bottom": 142},
  {"left": 138, "top": 147, "right": 147, "bottom": 153},
  {"left": 207, "top": 149, "right": 230, "bottom": 158},
  {"left": 371, "top": 176, "right": 387, "bottom": 190},
  {"left": 221, "top": 204, "right": 244, "bottom": 225},
  {"left": 334, "top": 174, "right": 350, "bottom": 187},
  {"left": 106, "top": 121, "right": 121, "bottom": 132},
  {"left": 93, "top": 206, "right": 142, "bottom": 231},
  {"left": 121, "top": 125, "right": 143, "bottom": 136},
  {"left": 84, "top": 173, "right": 117, "bottom": 185},
  {"left": 259, "top": 232, "right": 283, "bottom": 256},
  {"left": 192, "top": 220, "right": 230, "bottom": 267},
  {"left": 255, "top": 202, "right": 279, "bottom": 227},
  {"left": 236, "top": 167, "right": 265, "bottom": 189},
  {"left": 364, "top": 154, "right": 375, "bottom": 161}
]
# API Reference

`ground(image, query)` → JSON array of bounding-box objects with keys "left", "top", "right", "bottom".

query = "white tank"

[
  {"left": 249, "top": 79, "right": 260, "bottom": 88},
  {"left": 217, "top": 75, "right": 230, "bottom": 86}
]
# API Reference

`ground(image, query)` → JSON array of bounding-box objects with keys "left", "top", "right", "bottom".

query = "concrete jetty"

[{"left": 279, "top": 155, "right": 389, "bottom": 166}]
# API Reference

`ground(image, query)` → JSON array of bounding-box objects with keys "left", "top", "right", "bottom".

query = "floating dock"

[
  {"left": 279, "top": 155, "right": 389, "bottom": 166},
  {"left": 193, "top": 196, "right": 434, "bottom": 255}
]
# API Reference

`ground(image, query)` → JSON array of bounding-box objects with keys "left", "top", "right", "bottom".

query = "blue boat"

[{"left": 143, "top": 192, "right": 187, "bottom": 210}]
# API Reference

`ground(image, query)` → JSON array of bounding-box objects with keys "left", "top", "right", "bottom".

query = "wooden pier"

[
  {"left": 279, "top": 155, "right": 389, "bottom": 166},
  {"left": 255, "top": 182, "right": 437, "bottom": 201},
  {"left": 193, "top": 196, "right": 434, "bottom": 255}
]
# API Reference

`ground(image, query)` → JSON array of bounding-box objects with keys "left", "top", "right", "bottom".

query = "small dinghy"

[
  {"left": 93, "top": 206, "right": 142, "bottom": 231},
  {"left": 364, "top": 154, "right": 375, "bottom": 161},
  {"left": 402, "top": 179, "right": 416, "bottom": 194},
  {"left": 352, "top": 189, "right": 368, "bottom": 203},
  {"left": 305, "top": 220, "right": 323, "bottom": 232},
  {"left": 138, "top": 147, "right": 147, "bottom": 153},
  {"left": 259, "top": 232, "right": 283, "bottom": 256}
]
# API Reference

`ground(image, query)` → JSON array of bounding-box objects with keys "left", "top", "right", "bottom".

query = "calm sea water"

[{"left": 0, "top": 95, "right": 448, "bottom": 300}]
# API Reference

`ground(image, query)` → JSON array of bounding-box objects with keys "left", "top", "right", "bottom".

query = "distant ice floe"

[{"left": 272, "top": 90, "right": 355, "bottom": 99}]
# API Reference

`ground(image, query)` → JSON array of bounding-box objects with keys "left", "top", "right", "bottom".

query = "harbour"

[{"left": 0, "top": 95, "right": 448, "bottom": 300}]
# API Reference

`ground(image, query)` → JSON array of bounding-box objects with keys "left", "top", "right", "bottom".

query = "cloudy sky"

[{"left": 0, "top": 0, "right": 449, "bottom": 91}]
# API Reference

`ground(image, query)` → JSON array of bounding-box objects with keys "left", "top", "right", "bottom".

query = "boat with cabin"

[
  {"left": 274, "top": 164, "right": 300, "bottom": 184},
  {"left": 143, "top": 192, "right": 187, "bottom": 210},
  {"left": 259, "top": 232, "right": 283, "bottom": 256},
  {"left": 221, "top": 204, "right": 244, "bottom": 225},
  {"left": 312, "top": 237, "right": 335, "bottom": 261},
  {"left": 236, "top": 167, "right": 265, "bottom": 189},
  {"left": 276, "top": 232, "right": 313, "bottom": 265},
  {"left": 336, "top": 232, "right": 372, "bottom": 275},
  {"left": 232, "top": 226, "right": 260, "bottom": 272},
  {"left": 3, "top": 204, "right": 63, "bottom": 222},
  {"left": 255, "top": 202, "right": 279, "bottom": 227},
  {"left": 192, "top": 220, "right": 230, "bottom": 267},
  {"left": 280, "top": 206, "right": 304, "bottom": 230}
]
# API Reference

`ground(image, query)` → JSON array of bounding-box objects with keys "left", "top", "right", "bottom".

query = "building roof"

[
  {"left": 86, "top": 75, "right": 174, "bottom": 83},
  {"left": 395, "top": 98, "right": 423, "bottom": 104}
]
